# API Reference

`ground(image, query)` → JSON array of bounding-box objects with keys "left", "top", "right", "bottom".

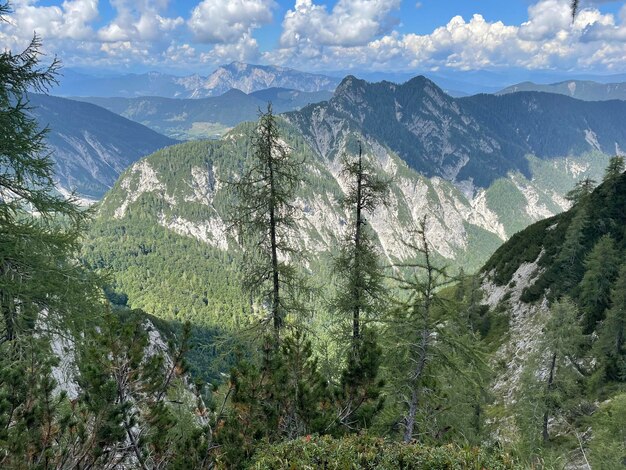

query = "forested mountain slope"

[
  {"left": 82, "top": 119, "right": 610, "bottom": 331},
  {"left": 28, "top": 93, "right": 176, "bottom": 199}
]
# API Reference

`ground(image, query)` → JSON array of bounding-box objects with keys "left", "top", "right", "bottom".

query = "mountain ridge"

[
  {"left": 286, "top": 75, "right": 626, "bottom": 187},
  {"left": 52, "top": 62, "right": 340, "bottom": 99},
  {"left": 497, "top": 79, "right": 626, "bottom": 101}
]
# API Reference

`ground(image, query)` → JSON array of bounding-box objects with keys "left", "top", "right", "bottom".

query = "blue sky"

[{"left": 1, "top": 0, "right": 625, "bottom": 75}]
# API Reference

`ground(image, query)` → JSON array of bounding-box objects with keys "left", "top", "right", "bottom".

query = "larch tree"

[
  {"left": 330, "top": 142, "right": 389, "bottom": 433},
  {"left": 387, "top": 218, "right": 483, "bottom": 443},
  {"left": 228, "top": 104, "right": 304, "bottom": 341},
  {"left": 333, "top": 142, "right": 390, "bottom": 347},
  {"left": 578, "top": 235, "right": 620, "bottom": 333},
  {"left": 516, "top": 297, "right": 585, "bottom": 452}
]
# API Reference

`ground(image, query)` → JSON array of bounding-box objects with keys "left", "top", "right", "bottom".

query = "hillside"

[
  {"left": 74, "top": 88, "right": 333, "bottom": 140},
  {"left": 478, "top": 162, "right": 626, "bottom": 467},
  {"left": 497, "top": 80, "right": 626, "bottom": 101},
  {"left": 53, "top": 62, "right": 339, "bottom": 99},
  {"left": 28, "top": 93, "right": 176, "bottom": 199},
  {"left": 286, "top": 76, "right": 626, "bottom": 187}
]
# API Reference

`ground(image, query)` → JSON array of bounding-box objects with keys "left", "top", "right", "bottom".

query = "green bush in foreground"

[{"left": 249, "top": 435, "right": 520, "bottom": 469}]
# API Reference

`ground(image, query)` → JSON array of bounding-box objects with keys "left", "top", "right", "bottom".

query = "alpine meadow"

[{"left": 2, "top": 0, "right": 626, "bottom": 468}]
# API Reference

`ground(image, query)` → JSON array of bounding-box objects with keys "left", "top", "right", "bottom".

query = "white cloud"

[
  {"left": 1, "top": 0, "right": 625, "bottom": 73},
  {"left": 98, "top": 0, "right": 183, "bottom": 43},
  {"left": 188, "top": 0, "right": 275, "bottom": 43},
  {"left": 0, "top": 0, "right": 97, "bottom": 46},
  {"left": 280, "top": 0, "right": 400, "bottom": 48},
  {"left": 267, "top": 0, "right": 626, "bottom": 73}
]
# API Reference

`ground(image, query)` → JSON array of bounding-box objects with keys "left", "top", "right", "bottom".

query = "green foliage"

[
  {"left": 332, "top": 327, "right": 385, "bottom": 434},
  {"left": 226, "top": 105, "right": 306, "bottom": 335},
  {"left": 587, "top": 393, "right": 626, "bottom": 469},
  {"left": 250, "top": 435, "right": 520, "bottom": 469},
  {"left": 514, "top": 298, "right": 586, "bottom": 459},
  {"left": 594, "top": 263, "right": 626, "bottom": 382},
  {"left": 578, "top": 235, "right": 620, "bottom": 333},
  {"left": 214, "top": 329, "right": 330, "bottom": 466}
]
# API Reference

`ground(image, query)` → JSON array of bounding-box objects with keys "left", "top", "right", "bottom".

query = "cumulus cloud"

[
  {"left": 267, "top": 0, "right": 626, "bottom": 72},
  {"left": 98, "top": 0, "right": 183, "bottom": 43},
  {"left": 0, "top": 0, "right": 625, "bottom": 73},
  {"left": 0, "top": 0, "right": 97, "bottom": 47},
  {"left": 188, "top": 0, "right": 274, "bottom": 43},
  {"left": 279, "top": 0, "right": 400, "bottom": 48}
]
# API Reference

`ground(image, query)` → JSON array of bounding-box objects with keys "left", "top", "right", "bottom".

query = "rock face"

[
  {"left": 185, "top": 62, "right": 339, "bottom": 97},
  {"left": 28, "top": 94, "right": 176, "bottom": 199}
]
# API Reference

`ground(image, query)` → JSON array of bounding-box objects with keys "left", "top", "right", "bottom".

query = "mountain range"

[
  {"left": 53, "top": 62, "right": 340, "bottom": 99},
  {"left": 498, "top": 80, "right": 626, "bottom": 101},
  {"left": 74, "top": 88, "right": 333, "bottom": 140}
]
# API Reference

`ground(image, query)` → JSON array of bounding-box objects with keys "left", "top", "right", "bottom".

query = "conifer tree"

[
  {"left": 565, "top": 177, "right": 596, "bottom": 205},
  {"left": 330, "top": 142, "right": 389, "bottom": 432},
  {"left": 228, "top": 104, "right": 304, "bottom": 340},
  {"left": 333, "top": 142, "right": 390, "bottom": 345},
  {"left": 578, "top": 235, "right": 620, "bottom": 333},
  {"left": 516, "top": 297, "right": 584, "bottom": 450},
  {"left": 595, "top": 263, "right": 626, "bottom": 381},
  {"left": 388, "top": 218, "right": 484, "bottom": 443}
]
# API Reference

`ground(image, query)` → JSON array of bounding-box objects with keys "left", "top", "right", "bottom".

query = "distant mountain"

[
  {"left": 285, "top": 75, "right": 626, "bottom": 187},
  {"left": 53, "top": 63, "right": 339, "bottom": 99},
  {"left": 497, "top": 80, "right": 626, "bottom": 101},
  {"left": 28, "top": 94, "right": 176, "bottom": 199},
  {"left": 74, "top": 88, "right": 333, "bottom": 140}
]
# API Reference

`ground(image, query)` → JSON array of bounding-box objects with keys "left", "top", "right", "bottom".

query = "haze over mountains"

[
  {"left": 74, "top": 88, "right": 333, "bottom": 140},
  {"left": 498, "top": 80, "right": 626, "bottom": 101},
  {"left": 53, "top": 62, "right": 340, "bottom": 99}
]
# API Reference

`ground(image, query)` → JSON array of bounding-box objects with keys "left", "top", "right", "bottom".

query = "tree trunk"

[
  {"left": 352, "top": 143, "right": 363, "bottom": 345},
  {"left": 268, "top": 126, "right": 281, "bottom": 339},
  {"left": 543, "top": 352, "right": 557, "bottom": 443},
  {"left": 403, "top": 314, "right": 430, "bottom": 443}
]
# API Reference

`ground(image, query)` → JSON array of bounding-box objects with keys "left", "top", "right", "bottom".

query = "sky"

[{"left": 1, "top": 0, "right": 626, "bottom": 76}]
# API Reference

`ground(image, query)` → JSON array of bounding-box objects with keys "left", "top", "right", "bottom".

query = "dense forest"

[{"left": 1, "top": 1, "right": 625, "bottom": 468}]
